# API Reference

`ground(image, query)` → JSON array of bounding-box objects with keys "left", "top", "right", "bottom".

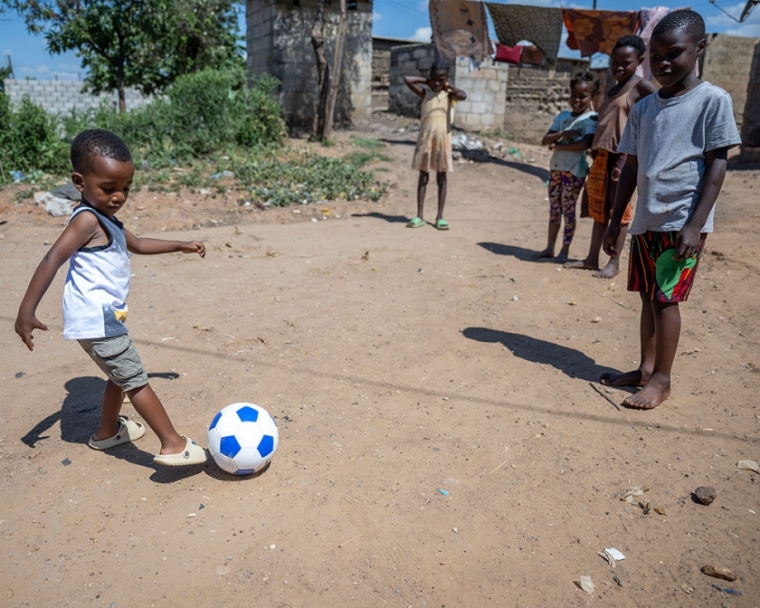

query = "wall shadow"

[
  {"left": 462, "top": 327, "right": 613, "bottom": 382},
  {"left": 466, "top": 153, "right": 550, "bottom": 183},
  {"left": 478, "top": 242, "right": 557, "bottom": 263}
]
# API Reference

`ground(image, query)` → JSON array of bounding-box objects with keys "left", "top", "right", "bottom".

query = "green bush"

[
  {"left": 0, "top": 94, "right": 69, "bottom": 180},
  {"left": 86, "top": 68, "right": 286, "bottom": 163}
]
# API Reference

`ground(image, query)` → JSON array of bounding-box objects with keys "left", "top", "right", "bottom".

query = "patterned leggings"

[{"left": 548, "top": 170, "right": 586, "bottom": 246}]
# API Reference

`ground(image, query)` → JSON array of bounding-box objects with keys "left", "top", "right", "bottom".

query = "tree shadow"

[
  {"left": 462, "top": 327, "right": 613, "bottom": 382},
  {"left": 379, "top": 137, "right": 417, "bottom": 147},
  {"left": 478, "top": 242, "right": 558, "bottom": 263},
  {"left": 351, "top": 211, "right": 410, "bottom": 224}
]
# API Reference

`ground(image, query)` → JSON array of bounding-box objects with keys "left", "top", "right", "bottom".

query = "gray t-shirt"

[{"left": 618, "top": 81, "right": 741, "bottom": 235}]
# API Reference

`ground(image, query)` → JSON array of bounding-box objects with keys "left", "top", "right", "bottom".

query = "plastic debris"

[
  {"left": 620, "top": 485, "right": 649, "bottom": 502},
  {"left": 15, "top": 371, "right": 24, "bottom": 379},
  {"left": 598, "top": 548, "right": 625, "bottom": 567},
  {"left": 681, "top": 582, "right": 694, "bottom": 594},
  {"left": 61, "top": 458, "right": 71, "bottom": 466},
  {"left": 437, "top": 488, "right": 449, "bottom": 496},
  {"left": 711, "top": 584, "right": 742, "bottom": 596},
  {"left": 737, "top": 460, "right": 760, "bottom": 474},
  {"left": 701, "top": 565, "right": 737, "bottom": 581},
  {"left": 578, "top": 575, "right": 594, "bottom": 595},
  {"left": 11, "top": 170, "right": 24, "bottom": 182},
  {"left": 209, "top": 170, "right": 235, "bottom": 179}
]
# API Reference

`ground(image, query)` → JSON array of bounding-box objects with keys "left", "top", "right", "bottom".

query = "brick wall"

[
  {"left": 3, "top": 79, "right": 153, "bottom": 115},
  {"left": 246, "top": 0, "right": 373, "bottom": 128}
]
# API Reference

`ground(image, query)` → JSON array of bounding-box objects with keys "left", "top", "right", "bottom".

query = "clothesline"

[{"left": 428, "top": 1, "right": 697, "bottom": 71}]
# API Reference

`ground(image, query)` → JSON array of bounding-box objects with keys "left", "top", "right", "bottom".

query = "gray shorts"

[{"left": 78, "top": 334, "right": 149, "bottom": 392}]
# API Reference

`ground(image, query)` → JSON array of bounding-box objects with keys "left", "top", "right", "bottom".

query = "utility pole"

[{"left": 323, "top": 0, "right": 347, "bottom": 139}]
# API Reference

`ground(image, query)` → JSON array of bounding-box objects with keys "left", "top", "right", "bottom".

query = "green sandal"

[
  {"left": 406, "top": 217, "right": 426, "bottom": 228},
  {"left": 435, "top": 219, "right": 450, "bottom": 230}
]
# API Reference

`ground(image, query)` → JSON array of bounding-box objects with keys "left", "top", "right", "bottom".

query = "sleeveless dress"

[{"left": 411, "top": 89, "right": 454, "bottom": 173}]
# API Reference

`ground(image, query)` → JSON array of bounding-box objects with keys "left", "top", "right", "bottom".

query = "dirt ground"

[{"left": 1, "top": 114, "right": 759, "bottom": 607}]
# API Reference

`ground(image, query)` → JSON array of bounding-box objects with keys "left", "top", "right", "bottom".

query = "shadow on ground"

[
  {"left": 352, "top": 211, "right": 410, "bottom": 224},
  {"left": 462, "top": 327, "right": 613, "bottom": 382},
  {"left": 478, "top": 242, "right": 560, "bottom": 263}
]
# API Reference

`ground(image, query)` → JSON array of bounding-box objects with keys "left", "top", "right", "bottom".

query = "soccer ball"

[{"left": 208, "top": 402, "right": 279, "bottom": 475}]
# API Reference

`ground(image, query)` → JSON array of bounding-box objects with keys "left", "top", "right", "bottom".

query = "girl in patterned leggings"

[{"left": 534, "top": 71, "right": 600, "bottom": 262}]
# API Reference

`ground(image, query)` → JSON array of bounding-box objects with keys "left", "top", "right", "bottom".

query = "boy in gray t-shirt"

[{"left": 600, "top": 10, "right": 741, "bottom": 410}]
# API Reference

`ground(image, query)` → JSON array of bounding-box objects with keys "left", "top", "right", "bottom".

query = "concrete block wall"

[
  {"left": 247, "top": 0, "right": 373, "bottom": 128},
  {"left": 451, "top": 57, "right": 508, "bottom": 132},
  {"left": 502, "top": 69, "right": 576, "bottom": 143},
  {"left": 388, "top": 43, "right": 437, "bottom": 118},
  {"left": 3, "top": 79, "right": 153, "bottom": 115},
  {"left": 701, "top": 34, "right": 760, "bottom": 134}
]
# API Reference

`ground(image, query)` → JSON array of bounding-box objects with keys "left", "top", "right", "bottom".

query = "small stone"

[
  {"left": 695, "top": 486, "right": 717, "bottom": 505},
  {"left": 701, "top": 564, "right": 737, "bottom": 581}
]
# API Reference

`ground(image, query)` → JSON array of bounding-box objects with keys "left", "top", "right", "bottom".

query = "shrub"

[{"left": 0, "top": 94, "right": 69, "bottom": 181}]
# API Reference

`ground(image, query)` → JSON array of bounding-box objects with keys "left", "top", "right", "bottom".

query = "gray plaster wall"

[
  {"left": 3, "top": 79, "right": 153, "bottom": 115},
  {"left": 246, "top": 0, "right": 373, "bottom": 128}
]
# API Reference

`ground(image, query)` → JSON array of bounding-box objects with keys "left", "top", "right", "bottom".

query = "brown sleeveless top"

[{"left": 592, "top": 80, "right": 639, "bottom": 153}]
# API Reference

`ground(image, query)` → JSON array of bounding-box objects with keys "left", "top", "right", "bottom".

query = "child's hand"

[
  {"left": 561, "top": 129, "right": 580, "bottom": 141},
  {"left": 181, "top": 241, "right": 206, "bottom": 258},
  {"left": 674, "top": 225, "right": 701, "bottom": 260},
  {"left": 602, "top": 224, "right": 621, "bottom": 256},
  {"left": 610, "top": 167, "right": 622, "bottom": 182},
  {"left": 15, "top": 314, "right": 49, "bottom": 351}
]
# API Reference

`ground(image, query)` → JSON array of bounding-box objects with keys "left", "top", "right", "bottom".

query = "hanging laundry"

[
  {"left": 486, "top": 3, "right": 564, "bottom": 66},
  {"left": 637, "top": 6, "right": 675, "bottom": 80},
  {"left": 563, "top": 9, "right": 641, "bottom": 56},
  {"left": 429, "top": 0, "right": 493, "bottom": 62},
  {"left": 520, "top": 45, "right": 545, "bottom": 66},
  {"left": 493, "top": 43, "right": 522, "bottom": 65}
]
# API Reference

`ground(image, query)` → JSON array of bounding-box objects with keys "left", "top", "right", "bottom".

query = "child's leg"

[
  {"left": 601, "top": 291, "right": 656, "bottom": 387},
  {"left": 126, "top": 384, "right": 187, "bottom": 455},
  {"left": 565, "top": 219, "right": 605, "bottom": 270},
  {"left": 416, "top": 171, "right": 429, "bottom": 219},
  {"left": 534, "top": 171, "right": 562, "bottom": 258},
  {"left": 91, "top": 379, "right": 125, "bottom": 440},
  {"left": 623, "top": 301, "right": 679, "bottom": 409},
  {"left": 556, "top": 173, "right": 584, "bottom": 262},
  {"left": 435, "top": 172, "right": 447, "bottom": 222}
]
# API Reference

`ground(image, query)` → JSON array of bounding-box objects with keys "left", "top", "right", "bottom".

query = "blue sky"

[{"left": 1, "top": 0, "right": 758, "bottom": 81}]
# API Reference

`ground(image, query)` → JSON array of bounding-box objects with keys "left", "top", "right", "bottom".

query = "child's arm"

[
  {"left": 551, "top": 133, "right": 594, "bottom": 152},
  {"left": 15, "top": 213, "right": 101, "bottom": 351},
  {"left": 630, "top": 78, "right": 657, "bottom": 105},
  {"left": 674, "top": 147, "right": 729, "bottom": 259},
  {"left": 541, "top": 130, "right": 579, "bottom": 147},
  {"left": 404, "top": 76, "right": 427, "bottom": 100},
  {"left": 446, "top": 83, "right": 467, "bottom": 101},
  {"left": 602, "top": 155, "right": 638, "bottom": 256},
  {"left": 126, "top": 230, "right": 206, "bottom": 257}
]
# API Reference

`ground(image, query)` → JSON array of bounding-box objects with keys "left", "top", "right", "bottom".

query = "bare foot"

[
  {"left": 533, "top": 248, "right": 554, "bottom": 260},
  {"left": 600, "top": 369, "right": 647, "bottom": 387},
  {"left": 554, "top": 252, "right": 569, "bottom": 264},
  {"left": 623, "top": 376, "right": 671, "bottom": 409},
  {"left": 564, "top": 258, "right": 599, "bottom": 270},
  {"left": 592, "top": 261, "right": 620, "bottom": 279}
]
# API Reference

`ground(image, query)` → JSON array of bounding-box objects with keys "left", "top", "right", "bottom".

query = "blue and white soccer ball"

[{"left": 208, "top": 402, "right": 279, "bottom": 475}]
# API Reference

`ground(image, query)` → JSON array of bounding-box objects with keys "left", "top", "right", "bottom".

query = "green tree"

[{"left": 2, "top": 0, "right": 243, "bottom": 112}]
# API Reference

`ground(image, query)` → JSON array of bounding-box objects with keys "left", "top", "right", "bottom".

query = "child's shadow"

[
  {"left": 462, "top": 327, "right": 613, "bottom": 382},
  {"left": 21, "top": 373, "right": 204, "bottom": 483},
  {"left": 478, "top": 242, "right": 559, "bottom": 263}
]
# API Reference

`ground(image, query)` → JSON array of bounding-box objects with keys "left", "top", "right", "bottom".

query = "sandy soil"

[{"left": 1, "top": 115, "right": 759, "bottom": 607}]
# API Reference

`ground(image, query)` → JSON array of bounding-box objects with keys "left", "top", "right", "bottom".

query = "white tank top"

[{"left": 62, "top": 204, "right": 130, "bottom": 340}]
